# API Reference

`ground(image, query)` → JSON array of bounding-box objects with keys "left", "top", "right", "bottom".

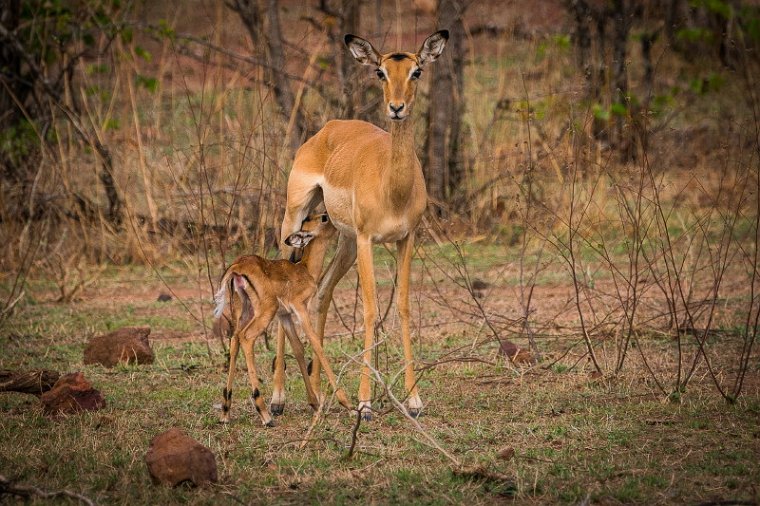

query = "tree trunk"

[
  {"left": 338, "top": 0, "right": 361, "bottom": 118},
  {"left": 265, "top": 0, "right": 304, "bottom": 152},
  {"left": 425, "top": 0, "right": 466, "bottom": 212},
  {"left": 611, "top": 0, "right": 631, "bottom": 156},
  {"left": 228, "top": 0, "right": 306, "bottom": 153}
]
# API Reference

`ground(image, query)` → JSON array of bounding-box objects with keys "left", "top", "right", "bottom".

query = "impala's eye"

[
  {"left": 375, "top": 69, "right": 386, "bottom": 80},
  {"left": 411, "top": 68, "right": 422, "bottom": 80}
]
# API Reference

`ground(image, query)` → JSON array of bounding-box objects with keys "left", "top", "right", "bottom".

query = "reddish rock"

[
  {"left": 145, "top": 428, "right": 218, "bottom": 487},
  {"left": 83, "top": 327, "right": 154, "bottom": 367},
  {"left": 498, "top": 340, "right": 534, "bottom": 365},
  {"left": 497, "top": 446, "right": 515, "bottom": 461},
  {"left": 40, "top": 372, "right": 106, "bottom": 415}
]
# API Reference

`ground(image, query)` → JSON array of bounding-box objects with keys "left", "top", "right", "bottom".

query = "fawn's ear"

[
  {"left": 417, "top": 30, "right": 449, "bottom": 67},
  {"left": 284, "top": 231, "right": 315, "bottom": 249},
  {"left": 344, "top": 34, "right": 381, "bottom": 66}
]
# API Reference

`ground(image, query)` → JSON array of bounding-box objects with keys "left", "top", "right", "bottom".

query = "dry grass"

[{"left": 1, "top": 244, "right": 759, "bottom": 504}]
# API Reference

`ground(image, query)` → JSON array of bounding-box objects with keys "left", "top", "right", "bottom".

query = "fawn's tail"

[{"left": 213, "top": 272, "right": 232, "bottom": 319}]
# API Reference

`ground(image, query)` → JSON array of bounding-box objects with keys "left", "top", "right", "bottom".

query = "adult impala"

[{"left": 272, "top": 30, "right": 448, "bottom": 421}]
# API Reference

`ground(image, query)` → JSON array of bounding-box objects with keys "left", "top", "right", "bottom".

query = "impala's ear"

[
  {"left": 344, "top": 34, "right": 381, "bottom": 66},
  {"left": 417, "top": 30, "right": 449, "bottom": 67},
  {"left": 284, "top": 231, "right": 315, "bottom": 249}
]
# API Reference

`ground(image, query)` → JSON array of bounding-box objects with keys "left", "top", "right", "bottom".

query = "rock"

[
  {"left": 498, "top": 340, "right": 534, "bottom": 365},
  {"left": 144, "top": 428, "right": 218, "bottom": 487},
  {"left": 83, "top": 327, "right": 154, "bottom": 367},
  {"left": 497, "top": 446, "right": 515, "bottom": 461},
  {"left": 40, "top": 372, "right": 106, "bottom": 415},
  {"left": 157, "top": 293, "right": 172, "bottom": 302}
]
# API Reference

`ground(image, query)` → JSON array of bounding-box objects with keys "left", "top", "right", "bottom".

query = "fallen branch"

[
  {"left": 0, "top": 370, "right": 60, "bottom": 395},
  {"left": 0, "top": 474, "right": 95, "bottom": 506}
]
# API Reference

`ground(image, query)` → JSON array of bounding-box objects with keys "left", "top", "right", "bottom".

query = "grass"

[{"left": 1, "top": 262, "right": 759, "bottom": 504}]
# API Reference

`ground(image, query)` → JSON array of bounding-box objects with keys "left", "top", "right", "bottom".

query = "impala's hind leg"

[
  {"left": 280, "top": 314, "right": 319, "bottom": 410},
  {"left": 309, "top": 234, "right": 357, "bottom": 399},
  {"left": 292, "top": 302, "right": 352, "bottom": 411}
]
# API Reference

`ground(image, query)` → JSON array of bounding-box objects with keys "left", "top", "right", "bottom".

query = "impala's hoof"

[
  {"left": 270, "top": 403, "right": 284, "bottom": 416},
  {"left": 357, "top": 401, "right": 372, "bottom": 422},
  {"left": 264, "top": 419, "right": 276, "bottom": 428},
  {"left": 407, "top": 407, "right": 422, "bottom": 419}
]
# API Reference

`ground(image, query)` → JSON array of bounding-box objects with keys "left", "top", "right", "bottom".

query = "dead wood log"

[{"left": 0, "top": 369, "right": 61, "bottom": 395}]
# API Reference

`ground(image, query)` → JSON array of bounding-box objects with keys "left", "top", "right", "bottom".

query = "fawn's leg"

[
  {"left": 220, "top": 331, "right": 240, "bottom": 423},
  {"left": 238, "top": 303, "right": 278, "bottom": 427},
  {"left": 270, "top": 324, "right": 287, "bottom": 415}
]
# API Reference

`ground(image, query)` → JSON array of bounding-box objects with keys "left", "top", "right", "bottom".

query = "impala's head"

[{"left": 344, "top": 30, "right": 449, "bottom": 121}]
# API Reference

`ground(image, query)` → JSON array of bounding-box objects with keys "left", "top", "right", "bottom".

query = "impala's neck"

[{"left": 385, "top": 117, "right": 417, "bottom": 209}]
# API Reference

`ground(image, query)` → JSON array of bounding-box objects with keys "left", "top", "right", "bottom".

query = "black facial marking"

[{"left": 389, "top": 53, "right": 411, "bottom": 61}]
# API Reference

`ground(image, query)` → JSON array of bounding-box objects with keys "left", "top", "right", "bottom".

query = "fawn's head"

[
  {"left": 344, "top": 30, "right": 448, "bottom": 121},
  {"left": 284, "top": 212, "right": 335, "bottom": 250}
]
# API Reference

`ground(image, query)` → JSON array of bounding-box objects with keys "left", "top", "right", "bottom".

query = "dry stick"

[
  {"left": 733, "top": 60, "right": 760, "bottom": 399},
  {"left": 565, "top": 155, "right": 603, "bottom": 375},
  {"left": 641, "top": 152, "right": 732, "bottom": 400},
  {"left": 299, "top": 396, "right": 327, "bottom": 451},
  {"left": 364, "top": 361, "right": 461, "bottom": 468},
  {"left": 517, "top": 73, "right": 546, "bottom": 361},
  {"left": 345, "top": 408, "right": 364, "bottom": 459},
  {"left": 0, "top": 475, "right": 95, "bottom": 506}
]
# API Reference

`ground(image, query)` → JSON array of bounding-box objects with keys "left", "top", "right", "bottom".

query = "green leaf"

[
  {"left": 135, "top": 74, "right": 158, "bottom": 93},
  {"left": 104, "top": 118, "right": 120, "bottom": 131},
  {"left": 135, "top": 46, "right": 152, "bottom": 63},
  {"left": 592, "top": 104, "right": 610, "bottom": 121},
  {"left": 610, "top": 102, "right": 627, "bottom": 117},
  {"left": 121, "top": 27, "right": 133, "bottom": 44}
]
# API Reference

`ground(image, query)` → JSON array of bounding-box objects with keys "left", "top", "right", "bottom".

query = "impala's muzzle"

[{"left": 388, "top": 102, "right": 407, "bottom": 120}]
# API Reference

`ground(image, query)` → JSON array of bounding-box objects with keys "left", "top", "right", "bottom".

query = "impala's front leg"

[
  {"left": 356, "top": 235, "right": 378, "bottom": 421},
  {"left": 398, "top": 233, "right": 423, "bottom": 417}
]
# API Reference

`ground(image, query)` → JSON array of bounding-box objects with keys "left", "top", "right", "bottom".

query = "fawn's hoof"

[
  {"left": 270, "top": 403, "right": 284, "bottom": 416},
  {"left": 407, "top": 407, "right": 422, "bottom": 419},
  {"left": 264, "top": 419, "right": 276, "bottom": 428},
  {"left": 361, "top": 410, "right": 373, "bottom": 422}
]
